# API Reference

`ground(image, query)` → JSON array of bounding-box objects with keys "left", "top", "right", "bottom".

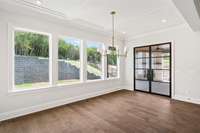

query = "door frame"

[{"left": 133, "top": 42, "right": 172, "bottom": 98}]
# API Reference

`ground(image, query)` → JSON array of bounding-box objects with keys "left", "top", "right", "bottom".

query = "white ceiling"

[
  {"left": 173, "top": 0, "right": 200, "bottom": 31},
  {"left": 10, "top": 0, "right": 187, "bottom": 38}
]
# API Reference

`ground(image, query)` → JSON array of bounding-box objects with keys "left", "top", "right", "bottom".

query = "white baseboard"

[
  {"left": 124, "top": 88, "right": 134, "bottom": 91},
  {"left": 173, "top": 95, "right": 200, "bottom": 105},
  {"left": 0, "top": 88, "right": 121, "bottom": 122},
  {"left": 120, "top": 85, "right": 133, "bottom": 91}
]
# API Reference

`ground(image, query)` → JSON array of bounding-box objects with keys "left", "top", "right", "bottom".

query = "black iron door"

[{"left": 134, "top": 42, "right": 171, "bottom": 97}]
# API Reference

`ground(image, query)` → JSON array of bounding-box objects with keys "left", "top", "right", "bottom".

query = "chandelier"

[{"left": 106, "top": 11, "right": 127, "bottom": 57}]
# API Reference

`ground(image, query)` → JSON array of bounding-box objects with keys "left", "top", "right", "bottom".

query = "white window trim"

[
  {"left": 80, "top": 40, "right": 87, "bottom": 82},
  {"left": 102, "top": 45, "right": 107, "bottom": 80},
  {"left": 51, "top": 33, "right": 58, "bottom": 87},
  {"left": 8, "top": 24, "right": 53, "bottom": 92}
]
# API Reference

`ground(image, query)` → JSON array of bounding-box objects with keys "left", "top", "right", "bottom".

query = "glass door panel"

[
  {"left": 135, "top": 46, "right": 150, "bottom": 92},
  {"left": 150, "top": 44, "right": 171, "bottom": 96},
  {"left": 136, "top": 58, "right": 149, "bottom": 69},
  {"left": 135, "top": 80, "right": 149, "bottom": 92},
  {"left": 135, "top": 69, "right": 149, "bottom": 80},
  {"left": 151, "top": 44, "right": 170, "bottom": 57},
  {"left": 151, "top": 82, "right": 170, "bottom": 96},
  {"left": 135, "top": 47, "right": 149, "bottom": 58},
  {"left": 151, "top": 57, "right": 170, "bottom": 69},
  {"left": 152, "top": 70, "right": 169, "bottom": 82}
]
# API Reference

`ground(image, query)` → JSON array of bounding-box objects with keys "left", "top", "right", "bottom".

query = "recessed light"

[
  {"left": 36, "top": 0, "right": 42, "bottom": 6},
  {"left": 122, "top": 32, "right": 126, "bottom": 34},
  {"left": 161, "top": 19, "right": 167, "bottom": 23}
]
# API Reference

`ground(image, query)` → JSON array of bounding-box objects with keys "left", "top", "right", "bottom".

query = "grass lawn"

[
  {"left": 57, "top": 79, "right": 80, "bottom": 85},
  {"left": 66, "top": 60, "right": 101, "bottom": 76},
  {"left": 15, "top": 79, "right": 80, "bottom": 89},
  {"left": 15, "top": 82, "right": 49, "bottom": 89}
]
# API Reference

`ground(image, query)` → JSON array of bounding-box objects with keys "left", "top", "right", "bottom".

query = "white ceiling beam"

[{"left": 172, "top": 0, "right": 200, "bottom": 31}]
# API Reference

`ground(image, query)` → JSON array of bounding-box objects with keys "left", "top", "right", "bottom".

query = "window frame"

[{"left": 11, "top": 26, "right": 53, "bottom": 91}]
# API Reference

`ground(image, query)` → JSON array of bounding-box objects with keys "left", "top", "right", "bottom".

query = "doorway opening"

[{"left": 133, "top": 42, "right": 172, "bottom": 97}]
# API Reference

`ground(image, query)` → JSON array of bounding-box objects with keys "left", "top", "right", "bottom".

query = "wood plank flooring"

[{"left": 1, "top": 90, "right": 200, "bottom": 133}]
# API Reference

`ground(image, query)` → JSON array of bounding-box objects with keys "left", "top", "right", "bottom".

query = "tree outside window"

[
  {"left": 87, "top": 42, "right": 103, "bottom": 80},
  {"left": 14, "top": 30, "right": 50, "bottom": 89},
  {"left": 57, "top": 37, "right": 80, "bottom": 85}
]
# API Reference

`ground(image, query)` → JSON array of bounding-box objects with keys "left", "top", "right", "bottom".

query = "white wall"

[
  {"left": 0, "top": 4, "right": 125, "bottom": 121},
  {"left": 124, "top": 24, "right": 200, "bottom": 104}
]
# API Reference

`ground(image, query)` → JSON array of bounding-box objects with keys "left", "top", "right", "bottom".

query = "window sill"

[
  {"left": 85, "top": 78, "right": 120, "bottom": 83},
  {"left": 8, "top": 78, "right": 120, "bottom": 95},
  {"left": 8, "top": 85, "right": 54, "bottom": 96},
  {"left": 85, "top": 79, "right": 104, "bottom": 83},
  {"left": 106, "top": 77, "right": 120, "bottom": 80},
  {"left": 56, "top": 81, "right": 84, "bottom": 87}
]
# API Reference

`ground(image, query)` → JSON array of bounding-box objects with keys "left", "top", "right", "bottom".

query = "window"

[
  {"left": 107, "top": 49, "right": 118, "bottom": 78},
  {"left": 12, "top": 27, "right": 120, "bottom": 91},
  {"left": 14, "top": 30, "right": 50, "bottom": 89},
  {"left": 87, "top": 41, "right": 103, "bottom": 80},
  {"left": 58, "top": 37, "right": 80, "bottom": 85}
]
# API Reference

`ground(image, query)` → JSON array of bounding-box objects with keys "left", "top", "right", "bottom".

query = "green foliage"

[
  {"left": 87, "top": 48, "right": 101, "bottom": 64},
  {"left": 15, "top": 31, "right": 49, "bottom": 57},
  {"left": 108, "top": 51, "right": 117, "bottom": 65},
  {"left": 14, "top": 31, "right": 117, "bottom": 66},
  {"left": 15, "top": 31, "right": 80, "bottom": 60},
  {"left": 58, "top": 39, "right": 79, "bottom": 60}
]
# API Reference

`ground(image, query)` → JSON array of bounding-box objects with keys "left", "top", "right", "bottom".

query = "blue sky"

[
  {"left": 87, "top": 41, "right": 102, "bottom": 48},
  {"left": 63, "top": 37, "right": 102, "bottom": 48},
  {"left": 64, "top": 37, "right": 80, "bottom": 46}
]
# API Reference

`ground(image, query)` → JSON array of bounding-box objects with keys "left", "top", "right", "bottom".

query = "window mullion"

[
  {"left": 102, "top": 46, "right": 107, "bottom": 80},
  {"left": 80, "top": 40, "right": 87, "bottom": 82},
  {"left": 51, "top": 34, "right": 58, "bottom": 86}
]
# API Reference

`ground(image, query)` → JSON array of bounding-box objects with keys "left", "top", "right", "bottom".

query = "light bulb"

[{"left": 36, "top": 0, "right": 42, "bottom": 6}]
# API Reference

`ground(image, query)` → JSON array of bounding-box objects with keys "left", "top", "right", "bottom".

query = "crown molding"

[
  {"left": 14, "top": 0, "right": 67, "bottom": 18},
  {"left": 0, "top": 0, "right": 125, "bottom": 41}
]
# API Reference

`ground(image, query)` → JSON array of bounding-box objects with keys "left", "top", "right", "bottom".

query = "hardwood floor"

[{"left": 1, "top": 90, "right": 200, "bottom": 133}]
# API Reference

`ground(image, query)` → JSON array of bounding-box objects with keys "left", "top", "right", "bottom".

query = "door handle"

[
  {"left": 147, "top": 69, "right": 151, "bottom": 80},
  {"left": 147, "top": 69, "right": 154, "bottom": 81},
  {"left": 151, "top": 70, "right": 154, "bottom": 81}
]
